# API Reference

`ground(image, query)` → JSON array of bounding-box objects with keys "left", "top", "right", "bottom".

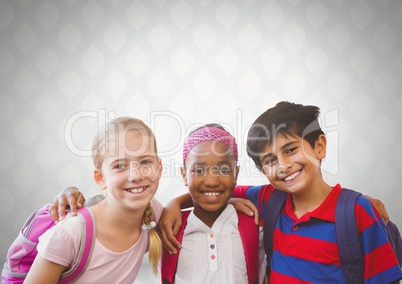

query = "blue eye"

[{"left": 114, "top": 164, "right": 126, "bottom": 169}]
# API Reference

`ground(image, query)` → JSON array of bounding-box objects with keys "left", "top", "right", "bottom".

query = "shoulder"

[
  {"left": 337, "top": 188, "right": 378, "bottom": 219},
  {"left": 37, "top": 213, "right": 82, "bottom": 266},
  {"left": 150, "top": 198, "right": 164, "bottom": 222},
  {"left": 45, "top": 213, "right": 84, "bottom": 243},
  {"left": 355, "top": 195, "right": 379, "bottom": 218},
  {"left": 236, "top": 211, "right": 257, "bottom": 228},
  {"left": 257, "top": 184, "right": 276, "bottom": 204},
  {"left": 353, "top": 195, "right": 384, "bottom": 233}
]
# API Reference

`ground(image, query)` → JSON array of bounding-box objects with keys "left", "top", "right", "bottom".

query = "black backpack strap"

[
  {"left": 263, "top": 189, "right": 288, "bottom": 277},
  {"left": 336, "top": 188, "right": 364, "bottom": 284}
]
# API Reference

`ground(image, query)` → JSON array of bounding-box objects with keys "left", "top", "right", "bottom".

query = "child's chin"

[{"left": 201, "top": 203, "right": 226, "bottom": 212}]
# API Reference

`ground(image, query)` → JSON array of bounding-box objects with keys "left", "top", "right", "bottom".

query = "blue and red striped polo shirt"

[{"left": 234, "top": 183, "right": 402, "bottom": 283}]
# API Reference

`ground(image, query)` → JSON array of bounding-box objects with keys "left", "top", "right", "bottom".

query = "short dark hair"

[{"left": 247, "top": 101, "right": 324, "bottom": 170}]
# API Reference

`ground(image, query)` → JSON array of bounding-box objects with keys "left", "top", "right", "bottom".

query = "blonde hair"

[
  {"left": 144, "top": 203, "right": 162, "bottom": 274},
  {"left": 92, "top": 117, "right": 158, "bottom": 170},
  {"left": 92, "top": 116, "right": 162, "bottom": 274}
]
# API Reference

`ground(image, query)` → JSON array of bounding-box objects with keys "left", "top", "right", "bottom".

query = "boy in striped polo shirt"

[{"left": 234, "top": 101, "right": 402, "bottom": 283}]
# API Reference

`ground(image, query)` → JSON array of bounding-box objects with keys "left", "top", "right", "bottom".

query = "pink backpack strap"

[
  {"left": 237, "top": 212, "right": 259, "bottom": 284},
  {"left": 58, "top": 207, "right": 95, "bottom": 283}
]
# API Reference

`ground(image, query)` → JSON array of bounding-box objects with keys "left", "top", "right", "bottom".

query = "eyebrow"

[
  {"left": 136, "top": 155, "right": 157, "bottom": 159},
  {"left": 109, "top": 155, "right": 156, "bottom": 165},
  {"left": 189, "top": 160, "right": 232, "bottom": 167}
]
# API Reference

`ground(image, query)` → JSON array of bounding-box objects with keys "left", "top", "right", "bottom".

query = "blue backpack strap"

[
  {"left": 161, "top": 210, "right": 191, "bottom": 284},
  {"left": 263, "top": 189, "right": 288, "bottom": 277},
  {"left": 336, "top": 188, "right": 364, "bottom": 284},
  {"left": 59, "top": 207, "right": 95, "bottom": 284}
]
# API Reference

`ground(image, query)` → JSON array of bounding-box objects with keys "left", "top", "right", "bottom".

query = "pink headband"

[{"left": 182, "top": 127, "right": 238, "bottom": 163}]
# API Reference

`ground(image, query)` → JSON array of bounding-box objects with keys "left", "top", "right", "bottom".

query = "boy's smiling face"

[
  {"left": 181, "top": 141, "right": 238, "bottom": 224},
  {"left": 259, "top": 132, "right": 326, "bottom": 195}
]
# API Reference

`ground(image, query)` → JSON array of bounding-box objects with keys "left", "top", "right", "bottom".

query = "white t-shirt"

[
  {"left": 37, "top": 198, "right": 163, "bottom": 284},
  {"left": 175, "top": 204, "right": 266, "bottom": 284}
]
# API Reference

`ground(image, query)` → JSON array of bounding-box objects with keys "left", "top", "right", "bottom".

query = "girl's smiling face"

[
  {"left": 181, "top": 141, "right": 238, "bottom": 225},
  {"left": 95, "top": 130, "right": 162, "bottom": 211}
]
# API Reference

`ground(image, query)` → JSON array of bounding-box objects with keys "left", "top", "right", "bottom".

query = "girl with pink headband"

[
  {"left": 182, "top": 124, "right": 239, "bottom": 163},
  {"left": 161, "top": 123, "right": 266, "bottom": 284}
]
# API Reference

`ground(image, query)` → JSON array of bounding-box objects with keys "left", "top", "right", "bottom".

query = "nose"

[
  {"left": 277, "top": 156, "right": 292, "bottom": 177},
  {"left": 128, "top": 167, "right": 143, "bottom": 182},
  {"left": 203, "top": 169, "right": 220, "bottom": 187}
]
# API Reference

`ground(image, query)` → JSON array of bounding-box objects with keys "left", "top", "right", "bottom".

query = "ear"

[
  {"left": 180, "top": 166, "right": 188, "bottom": 186},
  {"left": 94, "top": 169, "right": 106, "bottom": 189},
  {"left": 315, "top": 134, "right": 327, "bottom": 160},
  {"left": 156, "top": 157, "right": 163, "bottom": 180}
]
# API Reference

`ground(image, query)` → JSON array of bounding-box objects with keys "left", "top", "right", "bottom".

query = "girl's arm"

[
  {"left": 24, "top": 255, "right": 66, "bottom": 284},
  {"left": 50, "top": 187, "right": 86, "bottom": 222},
  {"left": 159, "top": 193, "right": 193, "bottom": 254}
]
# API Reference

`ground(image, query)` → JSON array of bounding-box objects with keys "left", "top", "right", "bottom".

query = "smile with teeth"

[
  {"left": 126, "top": 186, "right": 147, "bottom": 193},
  {"left": 283, "top": 170, "right": 301, "bottom": 181},
  {"left": 202, "top": 192, "right": 221, "bottom": 198}
]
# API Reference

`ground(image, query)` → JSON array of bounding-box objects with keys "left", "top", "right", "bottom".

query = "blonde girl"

[{"left": 25, "top": 117, "right": 163, "bottom": 283}]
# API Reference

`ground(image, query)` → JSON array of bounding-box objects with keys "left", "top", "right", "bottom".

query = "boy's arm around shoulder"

[
  {"left": 232, "top": 184, "right": 276, "bottom": 226},
  {"left": 234, "top": 184, "right": 276, "bottom": 208}
]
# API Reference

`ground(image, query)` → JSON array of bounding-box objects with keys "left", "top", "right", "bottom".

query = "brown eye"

[
  {"left": 193, "top": 167, "right": 205, "bottom": 174},
  {"left": 265, "top": 157, "right": 277, "bottom": 166},
  {"left": 219, "top": 166, "right": 231, "bottom": 174}
]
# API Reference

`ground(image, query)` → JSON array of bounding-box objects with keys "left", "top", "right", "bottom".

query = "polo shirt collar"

[{"left": 283, "top": 184, "right": 342, "bottom": 224}]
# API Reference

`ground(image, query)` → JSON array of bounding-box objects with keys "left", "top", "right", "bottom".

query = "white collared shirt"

[{"left": 175, "top": 204, "right": 266, "bottom": 284}]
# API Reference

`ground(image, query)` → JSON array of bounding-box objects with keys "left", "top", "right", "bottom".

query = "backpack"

[
  {"left": 162, "top": 209, "right": 260, "bottom": 284},
  {"left": 264, "top": 188, "right": 402, "bottom": 284},
  {"left": 2, "top": 203, "right": 95, "bottom": 284}
]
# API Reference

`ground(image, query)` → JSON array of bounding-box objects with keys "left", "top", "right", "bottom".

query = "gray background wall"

[{"left": 1, "top": 0, "right": 401, "bottom": 282}]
